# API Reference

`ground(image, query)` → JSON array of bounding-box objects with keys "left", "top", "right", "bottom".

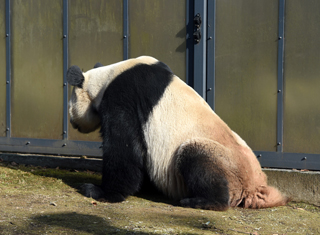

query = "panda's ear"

[
  {"left": 67, "top": 65, "right": 84, "bottom": 88},
  {"left": 93, "top": 62, "right": 103, "bottom": 68}
]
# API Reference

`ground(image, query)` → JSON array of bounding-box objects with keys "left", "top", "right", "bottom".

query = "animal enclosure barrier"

[{"left": 0, "top": 0, "right": 319, "bottom": 170}]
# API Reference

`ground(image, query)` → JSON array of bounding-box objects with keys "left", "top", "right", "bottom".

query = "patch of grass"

[{"left": 1, "top": 162, "right": 320, "bottom": 234}]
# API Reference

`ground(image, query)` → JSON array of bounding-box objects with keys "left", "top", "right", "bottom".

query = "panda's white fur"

[
  {"left": 143, "top": 76, "right": 211, "bottom": 199},
  {"left": 67, "top": 56, "right": 289, "bottom": 210},
  {"left": 86, "top": 56, "right": 158, "bottom": 110}
]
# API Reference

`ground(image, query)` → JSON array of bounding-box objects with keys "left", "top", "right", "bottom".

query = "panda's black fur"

[
  {"left": 67, "top": 65, "right": 84, "bottom": 88},
  {"left": 67, "top": 56, "right": 288, "bottom": 211},
  {"left": 98, "top": 62, "right": 174, "bottom": 202}
]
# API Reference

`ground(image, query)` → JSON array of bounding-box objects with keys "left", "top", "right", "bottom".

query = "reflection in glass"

[
  {"left": 11, "top": 0, "right": 63, "bottom": 139},
  {"left": 215, "top": 0, "right": 278, "bottom": 151},
  {"left": 68, "top": 0, "right": 123, "bottom": 141},
  {"left": 129, "top": 0, "right": 186, "bottom": 81},
  {"left": 284, "top": 0, "right": 320, "bottom": 154}
]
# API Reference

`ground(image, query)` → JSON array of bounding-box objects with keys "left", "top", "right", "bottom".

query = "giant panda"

[{"left": 67, "top": 56, "right": 289, "bottom": 211}]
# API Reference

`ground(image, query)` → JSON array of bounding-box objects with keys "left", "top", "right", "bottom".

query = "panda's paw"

[
  {"left": 80, "top": 183, "right": 105, "bottom": 200},
  {"left": 180, "top": 197, "right": 229, "bottom": 211}
]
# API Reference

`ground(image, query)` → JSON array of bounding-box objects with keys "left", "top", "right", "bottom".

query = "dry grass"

[{"left": 0, "top": 161, "right": 320, "bottom": 235}]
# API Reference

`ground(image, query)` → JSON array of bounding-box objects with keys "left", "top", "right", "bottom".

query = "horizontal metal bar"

[
  {"left": 1, "top": 136, "right": 319, "bottom": 170},
  {"left": 255, "top": 151, "right": 320, "bottom": 171},
  {"left": 0, "top": 153, "right": 102, "bottom": 171},
  {"left": 0, "top": 137, "right": 102, "bottom": 157}
]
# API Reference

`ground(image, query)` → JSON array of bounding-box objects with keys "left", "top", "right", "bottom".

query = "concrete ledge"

[
  {"left": 264, "top": 169, "right": 320, "bottom": 206},
  {"left": 1, "top": 153, "right": 319, "bottom": 206}
]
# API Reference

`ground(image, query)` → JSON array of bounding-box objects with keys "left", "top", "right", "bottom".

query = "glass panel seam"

[
  {"left": 206, "top": 0, "right": 215, "bottom": 110},
  {"left": 193, "top": 0, "right": 207, "bottom": 99},
  {"left": 63, "top": 0, "right": 69, "bottom": 141},
  {"left": 5, "top": 0, "right": 11, "bottom": 138},
  {"left": 277, "top": 0, "right": 285, "bottom": 152},
  {"left": 123, "top": 0, "right": 129, "bottom": 60}
]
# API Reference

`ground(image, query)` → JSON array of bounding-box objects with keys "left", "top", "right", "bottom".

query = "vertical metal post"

[
  {"left": 63, "top": 0, "right": 69, "bottom": 141},
  {"left": 123, "top": 0, "right": 129, "bottom": 60},
  {"left": 277, "top": 0, "right": 285, "bottom": 152},
  {"left": 193, "top": 0, "right": 207, "bottom": 99},
  {"left": 186, "top": 0, "right": 194, "bottom": 87},
  {"left": 5, "top": 0, "right": 11, "bottom": 138},
  {"left": 206, "top": 0, "right": 215, "bottom": 110}
]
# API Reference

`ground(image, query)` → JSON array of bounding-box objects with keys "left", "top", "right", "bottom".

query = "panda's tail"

[{"left": 241, "top": 185, "right": 290, "bottom": 209}]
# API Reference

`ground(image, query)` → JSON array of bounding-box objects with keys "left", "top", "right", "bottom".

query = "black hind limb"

[{"left": 176, "top": 139, "right": 230, "bottom": 211}]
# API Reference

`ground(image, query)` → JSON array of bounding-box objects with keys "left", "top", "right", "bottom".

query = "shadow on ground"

[
  {"left": 1, "top": 160, "right": 320, "bottom": 235},
  {"left": 1, "top": 160, "right": 177, "bottom": 206}
]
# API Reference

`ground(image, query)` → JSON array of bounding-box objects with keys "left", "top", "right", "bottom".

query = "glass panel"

[
  {"left": 69, "top": 0, "right": 123, "bottom": 141},
  {"left": 0, "top": 0, "right": 6, "bottom": 137},
  {"left": 11, "top": 0, "right": 63, "bottom": 139},
  {"left": 129, "top": 0, "right": 186, "bottom": 81},
  {"left": 283, "top": 0, "right": 320, "bottom": 154},
  {"left": 215, "top": 0, "right": 278, "bottom": 151}
]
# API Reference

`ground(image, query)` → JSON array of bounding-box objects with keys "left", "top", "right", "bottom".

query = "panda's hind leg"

[{"left": 176, "top": 139, "right": 230, "bottom": 211}]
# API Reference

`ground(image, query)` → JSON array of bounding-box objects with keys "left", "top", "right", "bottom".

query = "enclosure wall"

[{"left": 0, "top": 0, "right": 319, "bottom": 170}]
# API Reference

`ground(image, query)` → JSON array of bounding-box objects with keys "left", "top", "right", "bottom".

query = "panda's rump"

[
  {"left": 142, "top": 77, "right": 228, "bottom": 199},
  {"left": 175, "top": 138, "right": 230, "bottom": 210}
]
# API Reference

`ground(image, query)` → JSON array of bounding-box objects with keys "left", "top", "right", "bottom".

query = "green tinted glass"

[
  {"left": 215, "top": 0, "right": 278, "bottom": 151},
  {"left": 68, "top": 0, "right": 123, "bottom": 141},
  {"left": 0, "top": 0, "right": 6, "bottom": 137},
  {"left": 283, "top": 0, "right": 320, "bottom": 154},
  {"left": 11, "top": 0, "right": 63, "bottom": 139},
  {"left": 129, "top": 0, "right": 186, "bottom": 80}
]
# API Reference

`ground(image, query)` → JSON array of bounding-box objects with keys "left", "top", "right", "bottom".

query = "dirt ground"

[{"left": 0, "top": 160, "right": 319, "bottom": 235}]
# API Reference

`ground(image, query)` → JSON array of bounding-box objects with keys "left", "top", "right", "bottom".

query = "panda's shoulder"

[
  {"left": 100, "top": 57, "right": 174, "bottom": 110},
  {"left": 126, "top": 56, "right": 173, "bottom": 74},
  {"left": 110, "top": 57, "right": 172, "bottom": 84}
]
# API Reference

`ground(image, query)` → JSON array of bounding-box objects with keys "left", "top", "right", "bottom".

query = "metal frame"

[
  {"left": 276, "top": 0, "right": 285, "bottom": 153},
  {"left": 5, "top": 0, "right": 11, "bottom": 138},
  {"left": 63, "top": 0, "right": 69, "bottom": 142},
  {"left": 1, "top": 0, "right": 320, "bottom": 170},
  {"left": 186, "top": 0, "right": 194, "bottom": 87},
  {"left": 193, "top": 0, "right": 207, "bottom": 99},
  {"left": 0, "top": 137, "right": 102, "bottom": 157},
  {"left": 0, "top": 0, "right": 103, "bottom": 158},
  {"left": 254, "top": 0, "right": 320, "bottom": 170},
  {"left": 206, "top": 0, "right": 215, "bottom": 110},
  {"left": 123, "top": 0, "right": 129, "bottom": 60},
  {"left": 254, "top": 151, "right": 320, "bottom": 171},
  {"left": 202, "top": 0, "right": 320, "bottom": 171}
]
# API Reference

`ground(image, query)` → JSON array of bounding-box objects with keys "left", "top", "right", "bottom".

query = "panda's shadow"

[
  {"left": 5, "top": 161, "right": 178, "bottom": 207},
  {"left": 78, "top": 178, "right": 179, "bottom": 206}
]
